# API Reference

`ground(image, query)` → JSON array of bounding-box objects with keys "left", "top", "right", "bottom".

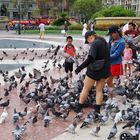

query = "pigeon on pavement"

[
  {"left": 107, "top": 123, "right": 117, "bottom": 139},
  {"left": 90, "top": 124, "right": 101, "bottom": 136},
  {"left": 0, "top": 108, "right": 8, "bottom": 124}
]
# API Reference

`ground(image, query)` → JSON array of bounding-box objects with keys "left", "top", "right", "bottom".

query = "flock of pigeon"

[{"left": 0, "top": 44, "right": 140, "bottom": 140}]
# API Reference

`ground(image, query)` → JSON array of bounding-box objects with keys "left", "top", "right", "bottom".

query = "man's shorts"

[{"left": 111, "top": 63, "right": 123, "bottom": 76}]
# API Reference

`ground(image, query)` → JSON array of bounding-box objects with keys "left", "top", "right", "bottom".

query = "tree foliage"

[
  {"left": 52, "top": 12, "right": 70, "bottom": 26},
  {"left": 72, "top": 0, "right": 102, "bottom": 21},
  {"left": 60, "top": 12, "right": 68, "bottom": 18},
  {"left": 92, "top": 6, "right": 135, "bottom": 19}
]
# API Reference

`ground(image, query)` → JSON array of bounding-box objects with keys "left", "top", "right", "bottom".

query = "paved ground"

[
  {"left": 0, "top": 30, "right": 139, "bottom": 140},
  {"left": 0, "top": 31, "right": 86, "bottom": 140}
]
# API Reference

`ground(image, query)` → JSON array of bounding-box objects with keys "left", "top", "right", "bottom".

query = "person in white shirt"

[
  {"left": 82, "top": 23, "right": 87, "bottom": 37},
  {"left": 39, "top": 23, "right": 45, "bottom": 40}
]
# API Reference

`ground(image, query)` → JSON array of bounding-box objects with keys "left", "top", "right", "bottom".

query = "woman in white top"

[{"left": 82, "top": 23, "right": 87, "bottom": 37}]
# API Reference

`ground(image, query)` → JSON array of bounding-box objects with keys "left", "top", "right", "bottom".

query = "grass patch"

[{"left": 21, "top": 29, "right": 108, "bottom": 36}]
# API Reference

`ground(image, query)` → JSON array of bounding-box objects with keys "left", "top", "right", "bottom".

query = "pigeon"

[
  {"left": 54, "top": 45, "right": 60, "bottom": 55},
  {"left": 4, "top": 89, "right": 10, "bottom": 97},
  {"left": 31, "top": 116, "right": 38, "bottom": 124},
  {"left": 0, "top": 99, "right": 10, "bottom": 108},
  {"left": 122, "top": 120, "right": 136, "bottom": 129},
  {"left": 107, "top": 123, "right": 117, "bottom": 139},
  {"left": 22, "top": 57, "right": 25, "bottom": 60},
  {"left": 14, "top": 70, "right": 22, "bottom": 79},
  {"left": 50, "top": 76, "right": 59, "bottom": 84},
  {"left": 30, "top": 49, "right": 34, "bottom": 53},
  {"left": 22, "top": 97, "right": 31, "bottom": 104},
  {"left": 12, "top": 124, "right": 22, "bottom": 140},
  {"left": 20, "top": 73, "right": 26, "bottom": 83},
  {"left": 74, "top": 111, "right": 84, "bottom": 122},
  {"left": 29, "top": 73, "right": 33, "bottom": 79},
  {"left": 0, "top": 108, "right": 8, "bottom": 124},
  {"left": 43, "top": 68, "right": 50, "bottom": 73},
  {"left": 12, "top": 54, "right": 18, "bottom": 60},
  {"left": 90, "top": 124, "right": 101, "bottom": 136},
  {"left": 44, "top": 111, "right": 51, "bottom": 127},
  {"left": 0, "top": 57, "right": 3, "bottom": 61},
  {"left": 12, "top": 121, "right": 30, "bottom": 140},
  {"left": 121, "top": 110, "right": 128, "bottom": 121},
  {"left": 33, "top": 68, "right": 41, "bottom": 79},
  {"left": 51, "top": 107, "right": 63, "bottom": 118},
  {"left": 80, "top": 114, "right": 93, "bottom": 128},
  {"left": 60, "top": 109, "right": 70, "bottom": 120},
  {"left": 2, "top": 51, "right": 8, "bottom": 56},
  {"left": 44, "top": 60, "right": 49, "bottom": 65},
  {"left": 114, "top": 110, "right": 122, "bottom": 124},
  {"left": 64, "top": 120, "right": 77, "bottom": 134},
  {"left": 18, "top": 107, "right": 27, "bottom": 119},
  {"left": 13, "top": 108, "right": 19, "bottom": 123},
  {"left": 29, "top": 57, "right": 34, "bottom": 61},
  {"left": 99, "top": 111, "right": 109, "bottom": 125}
]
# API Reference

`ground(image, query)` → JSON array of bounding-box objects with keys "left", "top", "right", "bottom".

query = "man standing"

[
  {"left": 39, "top": 22, "right": 45, "bottom": 40},
  {"left": 124, "top": 22, "right": 138, "bottom": 39}
]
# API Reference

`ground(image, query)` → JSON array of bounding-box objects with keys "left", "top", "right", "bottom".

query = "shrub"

[
  {"left": 45, "top": 25, "right": 62, "bottom": 30},
  {"left": 69, "top": 24, "right": 83, "bottom": 30},
  {"left": 92, "top": 6, "right": 135, "bottom": 19},
  {"left": 60, "top": 12, "right": 68, "bottom": 18},
  {"left": 52, "top": 18, "right": 70, "bottom": 26}
]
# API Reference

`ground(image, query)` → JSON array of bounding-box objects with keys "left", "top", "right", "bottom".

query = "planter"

[
  {"left": 95, "top": 17, "right": 140, "bottom": 30},
  {"left": 0, "top": 17, "right": 9, "bottom": 30}
]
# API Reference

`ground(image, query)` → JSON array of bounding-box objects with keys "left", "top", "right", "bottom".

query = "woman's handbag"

[{"left": 89, "top": 59, "right": 105, "bottom": 71}]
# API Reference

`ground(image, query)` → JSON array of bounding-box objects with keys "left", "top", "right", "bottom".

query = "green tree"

[
  {"left": 52, "top": 12, "right": 70, "bottom": 26},
  {"left": 38, "top": 0, "right": 49, "bottom": 16},
  {"left": 92, "top": 6, "right": 135, "bottom": 19},
  {"left": 72, "top": 0, "right": 102, "bottom": 21},
  {"left": 60, "top": 12, "right": 68, "bottom": 18}
]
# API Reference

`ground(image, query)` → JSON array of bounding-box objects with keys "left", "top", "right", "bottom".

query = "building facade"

[
  {"left": 0, "top": 0, "right": 37, "bottom": 19},
  {"left": 37, "top": 0, "right": 73, "bottom": 18},
  {"left": 0, "top": 0, "right": 74, "bottom": 19},
  {"left": 103, "top": 0, "right": 140, "bottom": 16}
]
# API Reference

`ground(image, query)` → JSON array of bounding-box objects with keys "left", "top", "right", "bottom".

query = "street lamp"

[{"left": 18, "top": 0, "right": 21, "bottom": 35}]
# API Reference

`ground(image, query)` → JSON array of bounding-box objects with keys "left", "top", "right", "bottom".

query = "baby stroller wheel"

[{"left": 119, "top": 131, "right": 133, "bottom": 140}]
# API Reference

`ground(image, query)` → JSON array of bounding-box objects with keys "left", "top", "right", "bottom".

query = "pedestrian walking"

[
  {"left": 63, "top": 21, "right": 68, "bottom": 37},
  {"left": 5, "top": 24, "right": 9, "bottom": 32},
  {"left": 39, "top": 22, "right": 45, "bottom": 40},
  {"left": 82, "top": 23, "right": 88, "bottom": 37}
]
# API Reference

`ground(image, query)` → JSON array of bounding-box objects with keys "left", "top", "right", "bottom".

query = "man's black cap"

[
  {"left": 85, "top": 31, "right": 96, "bottom": 44},
  {"left": 108, "top": 25, "right": 120, "bottom": 35}
]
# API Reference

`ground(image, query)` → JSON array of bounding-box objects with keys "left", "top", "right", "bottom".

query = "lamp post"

[{"left": 18, "top": 0, "right": 21, "bottom": 35}]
